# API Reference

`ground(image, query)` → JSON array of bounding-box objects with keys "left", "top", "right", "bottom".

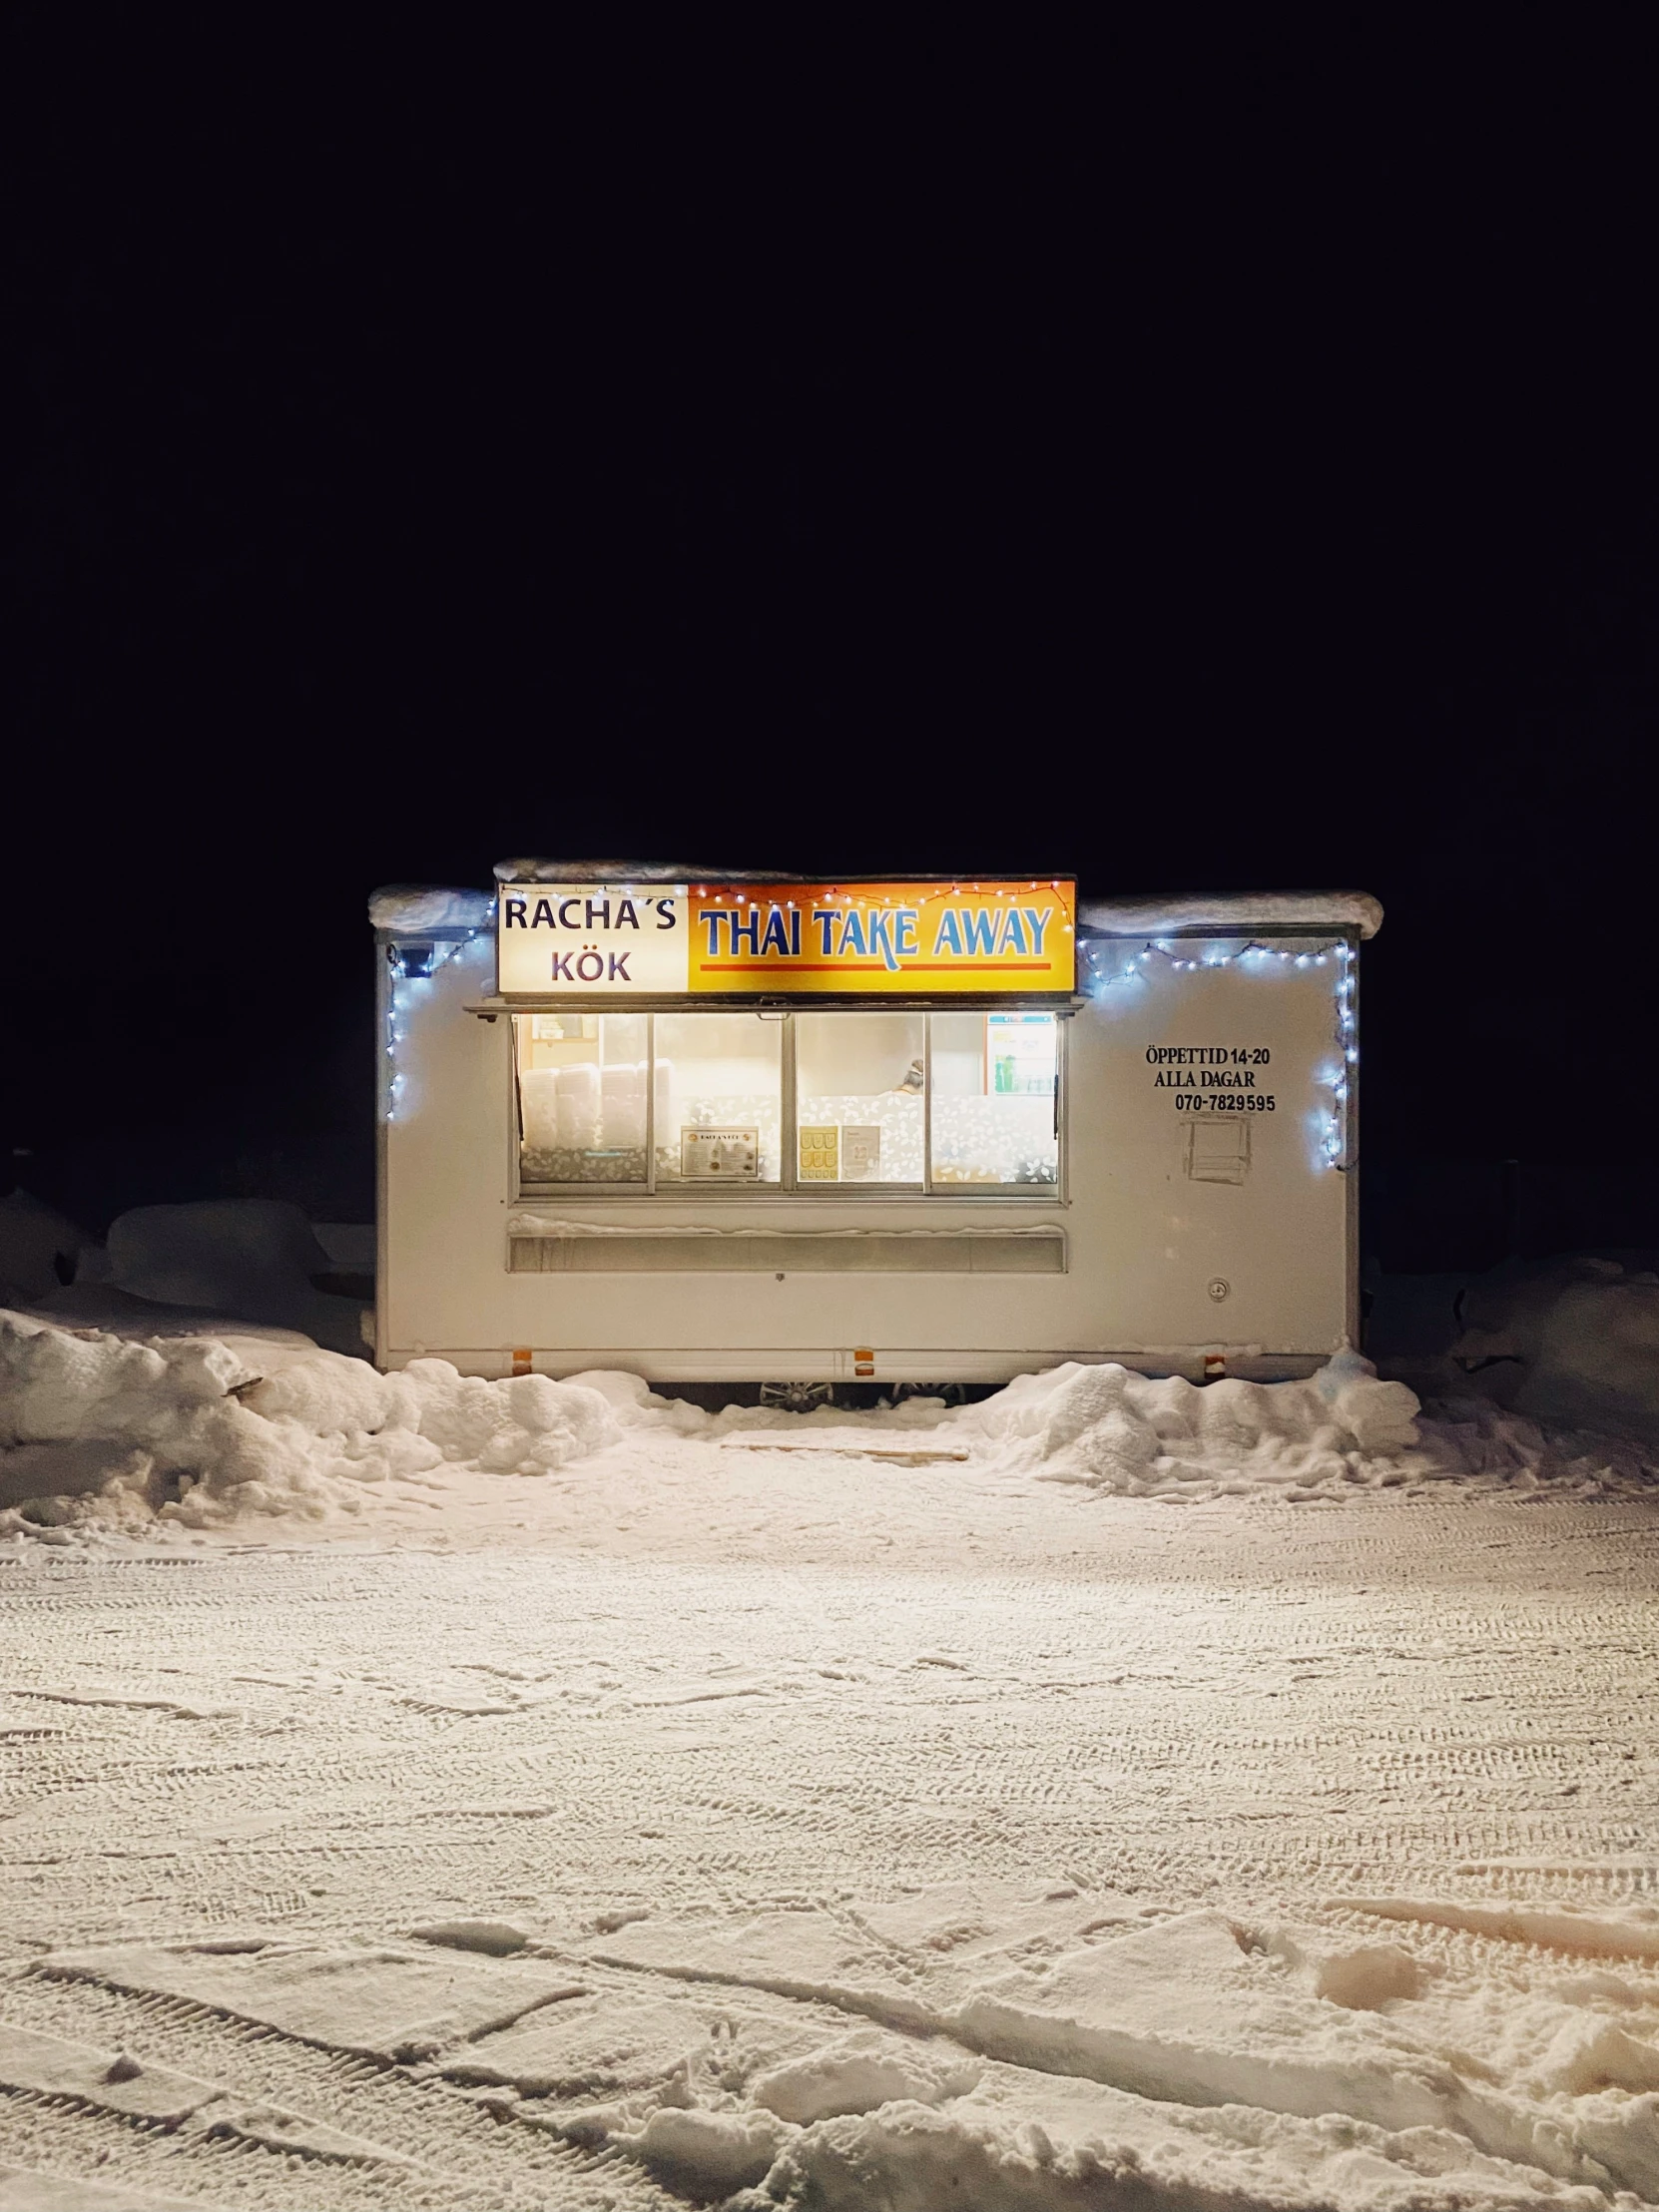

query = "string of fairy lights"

[
  {"left": 382, "top": 909, "right": 1358, "bottom": 1170},
  {"left": 1080, "top": 937, "right": 1357, "bottom": 1168},
  {"left": 688, "top": 882, "right": 1076, "bottom": 941},
  {"left": 382, "top": 935, "right": 481, "bottom": 1123},
  {"left": 691, "top": 881, "right": 1069, "bottom": 904}
]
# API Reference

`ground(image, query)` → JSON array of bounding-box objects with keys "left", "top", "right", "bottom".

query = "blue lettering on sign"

[
  {"left": 551, "top": 949, "right": 573, "bottom": 980},
  {"left": 895, "top": 909, "right": 918, "bottom": 955},
  {"left": 812, "top": 908, "right": 836, "bottom": 954},
  {"left": 759, "top": 905, "right": 792, "bottom": 957},
  {"left": 866, "top": 909, "right": 901, "bottom": 972},
  {"left": 837, "top": 909, "right": 868, "bottom": 958},
  {"left": 698, "top": 911, "right": 726, "bottom": 954},
  {"left": 731, "top": 908, "right": 760, "bottom": 954},
  {"left": 609, "top": 952, "right": 631, "bottom": 980},
  {"left": 927, "top": 907, "right": 1054, "bottom": 961}
]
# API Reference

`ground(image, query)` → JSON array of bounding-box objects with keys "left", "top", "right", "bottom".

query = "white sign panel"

[
  {"left": 497, "top": 884, "right": 688, "bottom": 994},
  {"left": 679, "top": 1128, "right": 759, "bottom": 1180}
]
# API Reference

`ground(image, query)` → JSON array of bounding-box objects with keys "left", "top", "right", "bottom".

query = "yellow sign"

[
  {"left": 689, "top": 880, "right": 1075, "bottom": 994},
  {"left": 497, "top": 878, "right": 1076, "bottom": 995},
  {"left": 798, "top": 1125, "right": 839, "bottom": 1180}
]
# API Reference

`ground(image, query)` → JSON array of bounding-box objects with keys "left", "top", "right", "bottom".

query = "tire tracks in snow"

[{"left": 4, "top": 1494, "right": 1659, "bottom": 2205}]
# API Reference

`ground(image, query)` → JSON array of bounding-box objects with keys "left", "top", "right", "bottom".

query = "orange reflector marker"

[
  {"left": 511, "top": 1347, "right": 533, "bottom": 1377},
  {"left": 1204, "top": 1353, "right": 1226, "bottom": 1380},
  {"left": 853, "top": 1347, "right": 875, "bottom": 1379}
]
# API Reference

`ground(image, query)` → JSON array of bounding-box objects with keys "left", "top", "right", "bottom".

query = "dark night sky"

[{"left": 7, "top": 23, "right": 1659, "bottom": 1265}]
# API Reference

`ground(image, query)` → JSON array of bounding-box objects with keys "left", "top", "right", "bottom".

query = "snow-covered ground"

[{"left": 4, "top": 1312, "right": 1659, "bottom": 2208}]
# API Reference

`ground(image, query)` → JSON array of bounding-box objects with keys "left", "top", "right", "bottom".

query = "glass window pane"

[
  {"left": 655, "top": 1013, "right": 782, "bottom": 1185},
  {"left": 928, "top": 1011, "right": 1059, "bottom": 1187},
  {"left": 516, "top": 1012, "right": 650, "bottom": 1185},
  {"left": 796, "top": 1012, "right": 924, "bottom": 1185}
]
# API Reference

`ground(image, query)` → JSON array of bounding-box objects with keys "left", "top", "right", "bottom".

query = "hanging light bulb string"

[
  {"left": 1080, "top": 937, "right": 1358, "bottom": 1173},
  {"left": 1081, "top": 935, "right": 1353, "bottom": 978},
  {"left": 382, "top": 933, "right": 490, "bottom": 1121}
]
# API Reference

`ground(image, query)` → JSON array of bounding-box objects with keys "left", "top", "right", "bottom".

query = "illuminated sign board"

[{"left": 496, "top": 880, "right": 1076, "bottom": 996}]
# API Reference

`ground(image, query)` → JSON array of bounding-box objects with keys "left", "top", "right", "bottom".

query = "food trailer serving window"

[
  {"left": 499, "top": 875, "right": 1076, "bottom": 1198},
  {"left": 513, "top": 1009, "right": 1061, "bottom": 1196}
]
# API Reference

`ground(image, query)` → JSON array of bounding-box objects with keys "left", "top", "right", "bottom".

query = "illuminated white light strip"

[
  {"left": 382, "top": 933, "right": 482, "bottom": 1122},
  {"left": 1082, "top": 937, "right": 1358, "bottom": 1172},
  {"left": 384, "top": 920, "right": 1358, "bottom": 1168}
]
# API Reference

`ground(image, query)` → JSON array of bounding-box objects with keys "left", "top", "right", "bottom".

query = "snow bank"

[
  {"left": 0, "top": 1310, "right": 619, "bottom": 1538},
  {"left": 92, "top": 1198, "right": 367, "bottom": 1354},
  {"left": 287, "top": 1887, "right": 1659, "bottom": 2210},
  {"left": 5, "top": 1311, "right": 1656, "bottom": 1545},
  {"left": 1371, "top": 1254, "right": 1659, "bottom": 1444},
  {"left": 60, "top": 1904, "right": 1653, "bottom": 2210},
  {"left": 741, "top": 2087, "right": 1618, "bottom": 2210},
  {"left": 963, "top": 1351, "right": 1659, "bottom": 1503},
  {"left": 1450, "top": 1255, "right": 1659, "bottom": 1436},
  {"left": 0, "top": 1189, "right": 94, "bottom": 1304},
  {"left": 963, "top": 1354, "right": 1424, "bottom": 1502},
  {"left": 584, "top": 1903, "right": 1604, "bottom": 2189},
  {"left": 698, "top": 1900, "right": 1659, "bottom": 2204},
  {"left": 106, "top": 1200, "right": 331, "bottom": 1311}
]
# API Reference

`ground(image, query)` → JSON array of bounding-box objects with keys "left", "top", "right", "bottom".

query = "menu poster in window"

[
  {"left": 680, "top": 1128, "right": 759, "bottom": 1180},
  {"left": 840, "top": 1126, "right": 881, "bottom": 1179},
  {"left": 798, "top": 1126, "right": 839, "bottom": 1181}
]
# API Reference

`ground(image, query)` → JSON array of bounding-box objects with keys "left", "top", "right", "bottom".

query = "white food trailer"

[{"left": 372, "top": 866, "right": 1380, "bottom": 1386}]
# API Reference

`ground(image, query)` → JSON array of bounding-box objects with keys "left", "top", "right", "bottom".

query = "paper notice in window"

[
  {"left": 798, "top": 1125, "right": 839, "bottom": 1182},
  {"left": 681, "top": 1128, "right": 759, "bottom": 1179},
  {"left": 840, "top": 1125, "right": 881, "bottom": 1180}
]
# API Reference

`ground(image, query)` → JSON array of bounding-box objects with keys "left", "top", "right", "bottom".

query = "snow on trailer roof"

[
  {"left": 368, "top": 885, "right": 494, "bottom": 933},
  {"left": 493, "top": 859, "right": 789, "bottom": 883},
  {"left": 1078, "top": 891, "right": 1382, "bottom": 939},
  {"left": 368, "top": 881, "right": 1382, "bottom": 940},
  {"left": 490, "top": 868, "right": 1382, "bottom": 936}
]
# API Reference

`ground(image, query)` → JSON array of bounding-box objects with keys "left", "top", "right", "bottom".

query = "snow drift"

[
  {"left": 53, "top": 1891, "right": 1659, "bottom": 2210},
  {"left": 0, "top": 1189, "right": 95, "bottom": 1305},
  {"left": 4, "top": 1304, "right": 1657, "bottom": 1544},
  {"left": 961, "top": 1351, "right": 1659, "bottom": 1504},
  {"left": 1370, "top": 1253, "right": 1659, "bottom": 1441},
  {"left": 97, "top": 1197, "right": 369, "bottom": 1354},
  {"left": 963, "top": 1352, "right": 1423, "bottom": 1502},
  {"left": 0, "top": 1311, "right": 618, "bottom": 1536},
  {"left": 1451, "top": 1255, "right": 1659, "bottom": 1436}
]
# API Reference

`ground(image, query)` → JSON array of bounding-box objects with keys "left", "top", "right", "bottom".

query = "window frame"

[{"left": 512, "top": 1007, "right": 1068, "bottom": 1201}]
